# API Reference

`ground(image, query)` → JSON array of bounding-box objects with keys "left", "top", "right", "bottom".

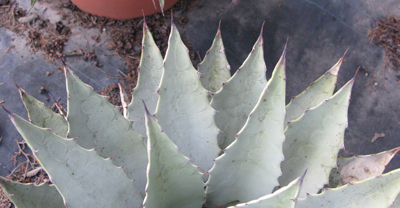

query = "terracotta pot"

[{"left": 71, "top": 0, "right": 179, "bottom": 20}]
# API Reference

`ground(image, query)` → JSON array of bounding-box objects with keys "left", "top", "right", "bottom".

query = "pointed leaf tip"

[
  {"left": 159, "top": 0, "right": 165, "bottom": 15},
  {"left": 144, "top": 99, "right": 205, "bottom": 207},
  {"left": 142, "top": 10, "right": 146, "bottom": 21},
  {"left": 342, "top": 48, "right": 349, "bottom": 61},
  {"left": 259, "top": 21, "right": 265, "bottom": 37},
  {"left": 0, "top": 103, "right": 14, "bottom": 120},
  {"left": 13, "top": 80, "right": 22, "bottom": 91},
  {"left": 392, "top": 146, "right": 400, "bottom": 155},
  {"left": 60, "top": 56, "right": 67, "bottom": 67},
  {"left": 151, "top": 0, "right": 157, "bottom": 10},
  {"left": 354, "top": 66, "right": 360, "bottom": 79},
  {"left": 328, "top": 58, "right": 343, "bottom": 76},
  {"left": 343, "top": 47, "right": 349, "bottom": 57},
  {"left": 283, "top": 38, "right": 288, "bottom": 57},
  {"left": 300, "top": 169, "right": 307, "bottom": 183},
  {"left": 215, "top": 21, "right": 222, "bottom": 37},
  {"left": 275, "top": 43, "right": 287, "bottom": 71},
  {"left": 251, "top": 25, "right": 264, "bottom": 51},
  {"left": 63, "top": 64, "right": 73, "bottom": 78}
]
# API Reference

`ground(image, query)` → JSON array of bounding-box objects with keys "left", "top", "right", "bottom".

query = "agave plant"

[{"left": 1, "top": 20, "right": 400, "bottom": 208}]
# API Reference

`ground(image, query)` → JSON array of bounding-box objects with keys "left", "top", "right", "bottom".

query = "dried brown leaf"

[{"left": 340, "top": 146, "right": 400, "bottom": 183}]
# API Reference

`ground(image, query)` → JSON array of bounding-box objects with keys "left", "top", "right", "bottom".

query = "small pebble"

[{"left": 39, "top": 86, "right": 48, "bottom": 94}]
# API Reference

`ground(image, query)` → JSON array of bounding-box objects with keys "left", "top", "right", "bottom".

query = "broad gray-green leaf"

[
  {"left": 0, "top": 176, "right": 64, "bottom": 208},
  {"left": 211, "top": 28, "right": 267, "bottom": 149},
  {"left": 6, "top": 111, "right": 142, "bottom": 207},
  {"left": 230, "top": 173, "right": 304, "bottom": 208},
  {"left": 197, "top": 25, "right": 231, "bottom": 98},
  {"left": 155, "top": 24, "right": 220, "bottom": 173},
  {"left": 285, "top": 56, "right": 343, "bottom": 128},
  {"left": 143, "top": 103, "right": 205, "bottom": 208},
  {"left": 206, "top": 50, "right": 286, "bottom": 207},
  {"left": 65, "top": 68, "right": 147, "bottom": 196},
  {"left": 329, "top": 147, "right": 400, "bottom": 187},
  {"left": 126, "top": 22, "right": 163, "bottom": 137},
  {"left": 18, "top": 86, "right": 68, "bottom": 137},
  {"left": 297, "top": 168, "right": 400, "bottom": 208},
  {"left": 280, "top": 77, "right": 354, "bottom": 198}
]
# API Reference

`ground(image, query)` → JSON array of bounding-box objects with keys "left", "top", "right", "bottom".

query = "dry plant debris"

[
  {"left": 0, "top": 0, "right": 70, "bottom": 62},
  {"left": 26, "top": 20, "right": 70, "bottom": 61},
  {"left": 369, "top": 16, "right": 400, "bottom": 78},
  {"left": 0, "top": 140, "right": 49, "bottom": 208},
  {"left": 57, "top": 0, "right": 197, "bottom": 105},
  {"left": 7, "top": 140, "right": 49, "bottom": 185},
  {"left": 371, "top": 132, "right": 385, "bottom": 143},
  {"left": 95, "top": 0, "right": 198, "bottom": 105},
  {"left": 0, "top": 188, "right": 12, "bottom": 208},
  {"left": 0, "top": 1, "right": 26, "bottom": 33},
  {"left": 1, "top": 0, "right": 197, "bottom": 106}
]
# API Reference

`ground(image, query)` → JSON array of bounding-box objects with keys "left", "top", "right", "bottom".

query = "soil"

[
  {"left": 1, "top": 0, "right": 197, "bottom": 104},
  {"left": 0, "top": 190, "right": 11, "bottom": 208},
  {"left": 0, "top": 0, "right": 196, "bottom": 207},
  {"left": 98, "top": 0, "right": 198, "bottom": 105},
  {"left": 58, "top": 0, "right": 198, "bottom": 105},
  {"left": 369, "top": 16, "right": 400, "bottom": 82}
]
